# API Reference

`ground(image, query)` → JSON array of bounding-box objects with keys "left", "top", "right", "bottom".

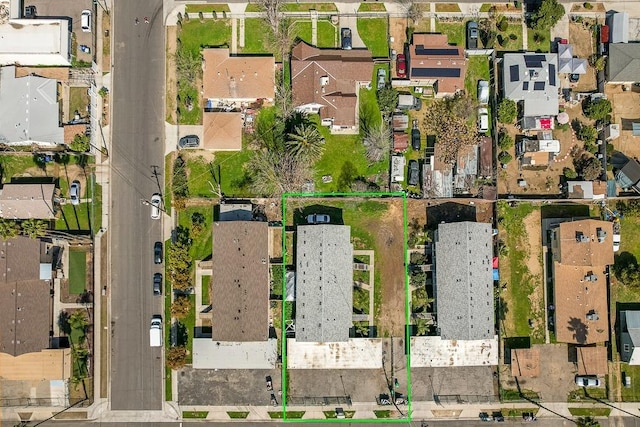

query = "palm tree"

[
  {"left": 286, "top": 124, "right": 325, "bottom": 161},
  {"left": 576, "top": 417, "right": 600, "bottom": 427},
  {"left": 0, "top": 219, "right": 20, "bottom": 239},
  {"left": 20, "top": 218, "right": 47, "bottom": 239}
]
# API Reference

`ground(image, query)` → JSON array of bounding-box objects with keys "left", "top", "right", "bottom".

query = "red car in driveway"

[{"left": 396, "top": 54, "right": 407, "bottom": 78}]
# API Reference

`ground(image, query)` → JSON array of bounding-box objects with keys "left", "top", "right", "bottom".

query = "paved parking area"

[
  {"left": 411, "top": 366, "right": 496, "bottom": 401},
  {"left": 287, "top": 369, "right": 390, "bottom": 403},
  {"left": 178, "top": 367, "right": 280, "bottom": 406},
  {"left": 23, "top": 0, "right": 95, "bottom": 63}
]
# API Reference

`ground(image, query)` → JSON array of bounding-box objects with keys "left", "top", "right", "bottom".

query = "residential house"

[
  {"left": 0, "top": 183, "right": 56, "bottom": 219},
  {"left": 202, "top": 49, "right": 275, "bottom": 150},
  {"left": 0, "top": 3, "right": 71, "bottom": 66},
  {"left": 557, "top": 44, "right": 588, "bottom": 75},
  {"left": 502, "top": 53, "right": 559, "bottom": 130},
  {"left": 454, "top": 144, "right": 478, "bottom": 191},
  {"left": 423, "top": 142, "right": 453, "bottom": 198},
  {"left": 295, "top": 225, "right": 353, "bottom": 342},
  {"left": 516, "top": 137, "right": 560, "bottom": 168},
  {"left": 412, "top": 221, "right": 498, "bottom": 367},
  {"left": 620, "top": 310, "right": 640, "bottom": 364},
  {"left": 566, "top": 181, "right": 608, "bottom": 199},
  {"left": 291, "top": 41, "right": 373, "bottom": 133},
  {"left": 612, "top": 152, "right": 640, "bottom": 193},
  {"left": 607, "top": 11, "right": 629, "bottom": 44},
  {"left": 393, "top": 34, "right": 466, "bottom": 97},
  {"left": 192, "top": 221, "right": 276, "bottom": 369},
  {"left": 607, "top": 44, "right": 640, "bottom": 83},
  {"left": 0, "top": 66, "right": 64, "bottom": 146},
  {"left": 550, "top": 219, "right": 614, "bottom": 345}
]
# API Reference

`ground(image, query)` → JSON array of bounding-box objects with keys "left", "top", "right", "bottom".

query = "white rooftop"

[
  {"left": 0, "top": 19, "right": 71, "bottom": 66},
  {"left": 410, "top": 336, "right": 499, "bottom": 367},
  {"left": 287, "top": 338, "right": 383, "bottom": 369},
  {"left": 538, "top": 139, "right": 560, "bottom": 153},
  {"left": 192, "top": 339, "right": 277, "bottom": 369}
]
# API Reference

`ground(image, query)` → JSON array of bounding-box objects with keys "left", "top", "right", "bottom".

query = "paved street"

[{"left": 109, "top": 0, "right": 165, "bottom": 410}]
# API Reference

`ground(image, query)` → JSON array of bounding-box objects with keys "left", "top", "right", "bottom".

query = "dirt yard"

[
  {"left": 568, "top": 22, "right": 597, "bottom": 92},
  {"left": 166, "top": 26, "right": 178, "bottom": 124},
  {"left": 606, "top": 85, "right": 640, "bottom": 159}
]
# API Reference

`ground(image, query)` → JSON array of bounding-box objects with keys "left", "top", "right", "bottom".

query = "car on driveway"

[
  {"left": 154, "top": 242, "right": 163, "bottom": 264},
  {"left": 341, "top": 28, "right": 352, "bottom": 50},
  {"left": 178, "top": 135, "right": 200, "bottom": 149},
  {"left": 70, "top": 180, "right": 80, "bottom": 205},
  {"left": 477, "top": 80, "right": 489, "bottom": 105},
  {"left": 477, "top": 107, "right": 489, "bottom": 134},
  {"left": 575, "top": 375, "right": 601, "bottom": 387},
  {"left": 467, "top": 21, "right": 478, "bottom": 49},
  {"left": 153, "top": 273, "right": 162, "bottom": 296},
  {"left": 396, "top": 54, "right": 407, "bottom": 78},
  {"left": 377, "top": 68, "right": 387, "bottom": 90},
  {"left": 81, "top": 9, "right": 92, "bottom": 32},
  {"left": 408, "top": 160, "right": 420, "bottom": 186},
  {"left": 411, "top": 121, "right": 421, "bottom": 150},
  {"left": 307, "top": 214, "right": 330, "bottom": 224},
  {"left": 150, "top": 193, "right": 162, "bottom": 220}
]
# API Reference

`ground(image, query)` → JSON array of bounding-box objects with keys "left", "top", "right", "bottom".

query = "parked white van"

[{"left": 81, "top": 10, "right": 91, "bottom": 32}]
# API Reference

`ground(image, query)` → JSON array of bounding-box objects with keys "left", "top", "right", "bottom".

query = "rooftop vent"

[
  {"left": 320, "top": 76, "right": 329, "bottom": 86},
  {"left": 584, "top": 273, "right": 598, "bottom": 282},
  {"left": 586, "top": 310, "right": 599, "bottom": 321},
  {"left": 576, "top": 232, "right": 589, "bottom": 243},
  {"left": 597, "top": 228, "right": 607, "bottom": 243}
]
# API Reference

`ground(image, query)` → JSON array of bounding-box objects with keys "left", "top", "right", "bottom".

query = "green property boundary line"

[{"left": 280, "top": 191, "right": 411, "bottom": 423}]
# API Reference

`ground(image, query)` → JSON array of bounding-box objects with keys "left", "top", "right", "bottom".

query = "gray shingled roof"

[
  {"left": 435, "top": 222, "right": 494, "bottom": 340},
  {"left": 295, "top": 225, "right": 353, "bottom": 342},
  {"left": 502, "top": 53, "right": 559, "bottom": 118},
  {"left": 607, "top": 44, "right": 640, "bottom": 83}
]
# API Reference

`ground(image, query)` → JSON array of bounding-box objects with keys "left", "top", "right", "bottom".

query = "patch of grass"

[
  {"left": 182, "top": 411, "right": 208, "bottom": 418},
  {"left": 292, "top": 20, "right": 313, "bottom": 45},
  {"left": 56, "top": 203, "right": 92, "bottom": 231},
  {"left": 242, "top": 18, "right": 271, "bottom": 53},
  {"left": 324, "top": 410, "right": 356, "bottom": 418},
  {"left": 179, "top": 20, "right": 232, "bottom": 57},
  {"left": 502, "top": 408, "right": 539, "bottom": 417},
  {"left": 568, "top": 407, "right": 611, "bottom": 417},
  {"left": 0, "top": 155, "right": 39, "bottom": 182},
  {"left": 185, "top": 4, "right": 230, "bottom": 13},
  {"left": 212, "top": 149, "right": 254, "bottom": 197},
  {"left": 540, "top": 203, "right": 591, "bottom": 219},
  {"left": 356, "top": 18, "right": 389, "bottom": 57},
  {"left": 317, "top": 20, "right": 337, "bottom": 47},
  {"left": 269, "top": 411, "right": 305, "bottom": 419},
  {"left": 69, "top": 87, "right": 90, "bottom": 119},
  {"left": 202, "top": 275, "right": 211, "bottom": 305},
  {"left": 185, "top": 155, "right": 219, "bottom": 197},
  {"left": 568, "top": 386, "right": 607, "bottom": 402},
  {"left": 271, "top": 265, "right": 284, "bottom": 297},
  {"left": 435, "top": 3, "right": 461, "bottom": 12},
  {"left": 479, "top": 3, "right": 493, "bottom": 12},
  {"left": 527, "top": 29, "right": 551, "bottom": 53},
  {"left": 177, "top": 81, "right": 201, "bottom": 125},
  {"left": 358, "top": 3, "right": 386, "bottom": 11},
  {"left": 498, "top": 202, "right": 545, "bottom": 342},
  {"left": 68, "top": 250, "right": 87, "bottom": 294},
  {"left": 184, "top": 294, "right": 196, "bottom": 364},
  {"left": 227, "top": 411, "right": 250, "bottom": 418},
  {"left": 500, "top": 388, "right": 540, "bottom": 401},
  {"left": 495, "top": 23, "right": 523, "bottom": 51},
  {"left": 465, "top": 56, "right": 490, "bottom": 100},
  {"left": 165, "top": 366, "right": 172, "bottom": 401},
  {"left": 434, "top": 21, "right": 466, "bottom": 46},
  {"left": 283, "top": 3, "right": 338, "bottom": 11},
  {"left": 374, "top": 410, "right": 391, "bottom": 418},
  {"left": 92, "top": 182, "right": 102, "bottom": 234},
  {"left": 621, "top": 364, "right": 640, "bottom": 401},
  {"left": 177, "top": 206, "right": 214, "bottom": 260},
  {"left": 353, "top": 287, "right": 370, "bottom": 314}
]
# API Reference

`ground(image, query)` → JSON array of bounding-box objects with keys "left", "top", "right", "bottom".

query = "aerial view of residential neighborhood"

[{"left": 4, "top": 0, "right": 640, "bottom": 425}]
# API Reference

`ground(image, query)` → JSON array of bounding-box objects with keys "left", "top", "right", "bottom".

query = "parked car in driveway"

[
  {"left": 408, "top": 160, "right": 420, "bottom": 186},
  {"left": 154, "top": 242, "right": 163, "bottom": 264},
  {"left": 467, "top": 21, "right": 478, "bottom": 49},
  {"left": 377, "top": 68, "right": 387, "bottom": 90},
  {"left": 477, "top": 80, "right": 489, "bottom": 105},
  {"left": 178, "top": 135, "right": 200, "bottom": 148},
  {"left": 307, "top": 214, "right": 330, "bottom": 224},
  {"left": 477, "top": 107, "right": 489, "bottom": 134},
  {"left": 70, "top": 180, "right": 80, "bottom": 205},
  {"left": 575, "top": 375, "right": 601, "bottom": 387},
  {"left": 81, "top": 9, "right": 92, "bottom": 32},
  {"left": 341, "top": 28, "right": 352, "bottom": 50},
  {"left": 411, "top": 121, "right": 421, "bottom": 150},
  {"left": 396, "top": 54, "right": 407, "bottom": 78}
]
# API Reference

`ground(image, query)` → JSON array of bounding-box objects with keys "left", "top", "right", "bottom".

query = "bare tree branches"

[
  {"left": 363, "top": 122, "right": 391, "bottom": 163},
  {"left": 248, "top": 150, "right": 313, "bottom": 197}
]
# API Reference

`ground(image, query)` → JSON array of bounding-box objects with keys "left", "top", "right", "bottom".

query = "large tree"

[
  {"left": 171, "top": 295, "right": 192, "bottom": 319},
  {"left": 21, "top": 218, "right": 47, "bottom": 238},
  {"left": 363, "top": 123, "right": 391, "bottom": 163},
  {"left": 584, "top": 98, "right": 612, "bottom": 121},
  {"left": 166, "top": 346, "right": 188, "bottom": 369},
  {"left": 576, "top": 155, "right": 602, "bottom": 180},
  {"left": 0, "top": 219, "right": 20, "bottom": 239},
  {"left": 530, "top": 0, "right": 565, "bottom": 31},
  {"left": 286, "top": 124, "right": 325, "bottom": 161},
  {"left": 248, "top": 150, "right": 313, "bottom": 197},
  {"left": 497, "top": 99, "right": 517, "bottom": 124}
]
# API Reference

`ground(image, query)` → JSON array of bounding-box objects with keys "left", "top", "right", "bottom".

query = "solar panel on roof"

[
  {"left": 524, "top": 55, "right": 546, "bottom": 68},
  {"left": 411, "top": 67, "right": 461, "bottom": 78},
  {"left": 415, "top": 47, "right": 460, "bottom": 56},
  {"left": 509, "top": 65, "right": 519, "bottom": 82},
  {"left": 549, "top": 64, "right": 556, "bottom": 86},
  {"left": 533, "top": 81, "right": 545, "bottom": 91}
]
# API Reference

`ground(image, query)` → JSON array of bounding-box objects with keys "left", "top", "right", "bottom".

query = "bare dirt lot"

[
  {"left": 568, "top": 22, "right": 597, "bottom": 92},
  {"left": 288, "top": 369, "right": 389, "bottom": 403},
  {"left": 606, "top": 85, "right": 640, "bottom": 160},
  {"left": 411, "top": 366, "right": 495, "bottom": 400}
]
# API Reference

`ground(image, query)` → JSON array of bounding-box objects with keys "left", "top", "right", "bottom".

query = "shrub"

[
  {"left": 497, "top": 99, "right": 517, "bottom": 124},
  {"left": 498, "top": 132, "right": 514, "bottom": 150},
  {"left": 583, "top": 2, "right": 593, "bottom": 9},
  {"left": 576, "top": 124, "right": 598, "bottom": 144},
  {"left": 563, "top": 167, "right": 578, "bottom": 179},
  {"left": 584, "top": 98, "right": 612, "bottom": 120},
  {"left": 498, "top": 18, "right": 509, "bottom": 32},
  {"left": 509, "top": 33, "right": 518, "bottom": 40},
  {"left": 498, "top": 151, "right": 513, "bottom": 164}
]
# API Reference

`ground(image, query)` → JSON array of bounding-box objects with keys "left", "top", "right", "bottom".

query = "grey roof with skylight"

[{"left": 502, "top": 53, "right": 560, "bottom": 118}]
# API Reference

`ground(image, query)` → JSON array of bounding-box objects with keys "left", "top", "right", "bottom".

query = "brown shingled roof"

[
  {"left": 291, "top": 41, "right": 373, "bottom": 128},
  {"left": 555, "top": 220, "right": 614, "bottom": 266},
  {"left": 576, "top": 346, "right": 607, "bottom": 375},
  {"left": 211, "top": 221, "right": 269, "bottom": 342},
  {"left": 203, "top": 112, "right": 243, "bottom": 151},
  {"left": 0, "top": 183, "right": 56, "bottom": 220},
  {"left": 408, "top": 33, "right": 467, "bottom": 95}
]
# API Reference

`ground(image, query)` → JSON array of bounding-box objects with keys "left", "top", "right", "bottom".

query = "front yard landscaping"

[
  {"left": 177, "top": 205, "right": 214, "bottom": 260},
  {"left": 242, "top": 18, "right": 272, "bottom": 53},
  {"left": 434, "top": 21, "right": 466, "bottom": 46},
  {"left": 527, "top": 29, "right": 551, "bottom": 52},
  {"left": 69, "top": 249, "right": 87, "bottom": 294},
  {"left": 179, "top": 19, "right": 232, "bottom": 56},
  {"left": 356, "top": 18, "right": 389, "bottom": 57}
]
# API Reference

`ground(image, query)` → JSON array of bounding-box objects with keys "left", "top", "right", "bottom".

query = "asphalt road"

[{"left": 109, "top": 0, "right": 165, "bottom": 410}]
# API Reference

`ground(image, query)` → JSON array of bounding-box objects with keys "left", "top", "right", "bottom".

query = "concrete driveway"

[{"left": 338, "top": 15, "right": 365, "bottom": 49}]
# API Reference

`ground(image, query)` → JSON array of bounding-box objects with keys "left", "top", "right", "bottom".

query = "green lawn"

[
  {"left": 434, "top": 21, "right": 466, "bottom": 46},
  {"left": 0, "top": 155, "right": 39, "bottom": 182},
  {"left": 527, "top": 29, "right": 551, "bottom": 53},
  {"left": 184, "top": 294, "right": 196, "bottom": 364},
  {"left": 179, "top": 20, "right": 232, "bottom": 57},
  {"left": 202, "top": 275, "right": 211, "bottom": 305},
  {"left": 568, "top": 407, "right": 611, "bottom": 417},
  {"left": 356, "top": 18, "right": 388, "bottom": 57},
  {"left": 317, "top": 21, "right": 337, "bottom": 47},
  {"left": 496, "top": 23, "right": 523, "bottom": 51},
  {"left": 269, "top": 411, "right": 305, "bottom": 419},
  {"left": 358, "top": 3, "right": 386, "bottom": 11},
  {"left": 353, "top": 287, "right": 370, "bottom": 314},
  {"left": 185, "top": 4, "right": 230, "bottom": 13},
  {"left": 185, "top": 150, "right": 253, "bottom": 198},
  {"left": 177, "top": 206, "right": 214, "bottom": 260},
  {"left": 182, "top": 411, "right": 209, "bottom": 419},
  {"left": 69, "top": 250, "right": 87, "bottom": 294},
  {"left": 283, "top": 3, "right": 337, "bottom": 11},
  {"left": 292, "top": 20, "right": 313, "bottom": 45},
  {"left": 56, "top": 203, "right": 92, "bottom": 231},
  {"left": 227, "top": 411, "right": 250, "bottom": 418},
  {"left": 568, "top": 386, "right": 607, "bottom": 402},
  {"left": 374, "top": 410, "right": 391, "bottom": 418},
  {"left": 324, "top": 410, "right": 356, "bottom": 418},
  {"left": 177, "top": 81, "right": 200, "bottom": 125},
  {"left": 242, "top": 18, "right": 271, "bottom": 53},
  {"left": 69, "top": 87, "right": 90, "bottom": 118},
  {"left": 465, "top": 56, "right": 490, "bottom": 100},
  {"left": 497, "top": 202, "right": 545, "bottom": 342}
]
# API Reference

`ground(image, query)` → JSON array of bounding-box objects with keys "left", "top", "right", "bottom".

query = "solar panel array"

[
  {"left": 411, "top": 67, "right": 461, "bottom": 78},
  {"left": 414, "top": 46, "right": 460, "bottom": 56},
  {"left": 533, "top": 81, "right": 545, "bottom": 91},
  {"left": 549, "top": 64, "right": 556, "bottom": 86},
  {"left": 510, "top": 65, "right": 519, "bottom": 82},
  {"left": 524, "top": 55, "right": 546, "bottom": 68}
]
